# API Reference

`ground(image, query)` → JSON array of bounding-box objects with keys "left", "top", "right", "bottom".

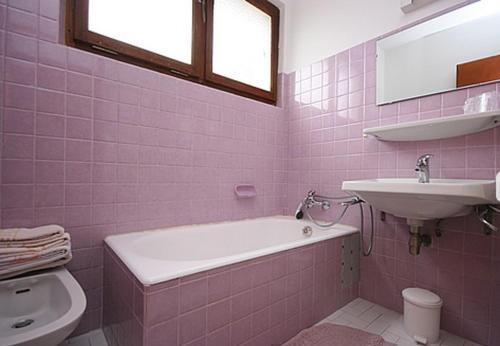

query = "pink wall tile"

[
  {"left": 37, "top": 64, "right": 66, "bottom": 91},
  {"left": 8, "top": 0, "right": 38, "bottom": 13},
  {"left": 67, "top": 95, "right": 92, "bottom": 118},
  {"left": 4, "top": 108, "right": 34, "bottom": 135},
  {"left": 36, "top": 89, "right": 64, "bottom": 114},
  {"left": 5, "top": 58, "right": 35, "bottom": 85},
  {"left": 6, "top": 32, "right": 36, "bottom": 61},
  {"left": 67, "top": 72, "right": 92, "bottom": 96},
  {"left": 147, "top": 318, "right": 178, "bottom": 346},
  {"left": 180, "top": 278, "right": 208, "bottom": 314},
  {"left": 146, "top": 286, "right": 179, "bottom": 326},
  {"left": 5, "top": 82, "right": 34, "bottom": 109}
]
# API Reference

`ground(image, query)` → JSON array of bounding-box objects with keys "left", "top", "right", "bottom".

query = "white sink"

[
  {"left": 342, "top": 178, "right": 496, "bottom": 225},
  {"left": 0, "top": 268, "right": 86, "bottom": 346}
]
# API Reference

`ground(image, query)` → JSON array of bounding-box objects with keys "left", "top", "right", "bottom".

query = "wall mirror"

[{"left": 376, "top": 0, "right": 500, "bottom": 105}]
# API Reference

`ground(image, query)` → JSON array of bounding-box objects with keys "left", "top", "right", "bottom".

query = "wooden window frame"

[{"left": 65, "top": 0, "right": 279, "bottom": 104}]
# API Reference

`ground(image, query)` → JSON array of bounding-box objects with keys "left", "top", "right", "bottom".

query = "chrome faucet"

[
  {"left": 415, "top": 154, "right": 433, "bottom": 183},
  {"left": 295, "top": 190, "right": 332, "bottom": 219}
]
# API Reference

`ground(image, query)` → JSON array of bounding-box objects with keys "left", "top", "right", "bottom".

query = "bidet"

[{"left": 0, "top": 268, "right": 86, "bottom": 346}]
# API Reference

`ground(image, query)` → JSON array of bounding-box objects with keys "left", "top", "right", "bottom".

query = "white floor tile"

[
  {"left": 321, "top": 299, "right": 482, "bottom": 346},
  {"left": 328, "top": 316, "right": 355, "bottom": 327},
  {"left": 341, "top": 311, "right": 373, "bottom": 329},
  {"left": 364, "top": 317, "right": 391, "bottom": 335},
  {"left": 88, "top": 330, "right": 108, "bottom": 346},
  {"left": 325, "top": 309, "right": 345, "bottom": 321},
  {"left": 66, "top": 334, "right": 91, "bottom": 346},
  {"left": 342, "top": 298, "right": 375, "bottom": 316},
  {"left": 63, "top": 329, "right": 108, "bottom": 346},
  {"left": 382, "top": 330, "right": 401, "bottom": 343},
  {"left": 378, "top": 310, "right": 400, "bottom": 324},
  {"left": 386, "top": 319, "right": 413, "bottom": 341},
  {"left": 359, "top": 305, "right": 384, "bottom": 323},
  {"left": 397, "top": 339, "right": 417, "bottom": 346}
]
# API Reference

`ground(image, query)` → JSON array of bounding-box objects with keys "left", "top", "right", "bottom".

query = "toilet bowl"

[
  {"left": 0, "top": 267, "right": 86, "bottom": 346},
  {"left": 402, "top": 288, "right": 442, "bottom": 345}
]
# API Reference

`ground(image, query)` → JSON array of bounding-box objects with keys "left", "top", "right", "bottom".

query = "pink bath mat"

[{"left": 283, "top": 323, "right": 397, "bottom": 346}]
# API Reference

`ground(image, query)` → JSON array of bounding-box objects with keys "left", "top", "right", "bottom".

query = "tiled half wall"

[{"left": 102, "top": 235, "right": 357, "bottom": 346}]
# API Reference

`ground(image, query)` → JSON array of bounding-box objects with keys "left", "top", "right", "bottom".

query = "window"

[{"left": 66, "top": 0, "right": 280, "bottom": 104}]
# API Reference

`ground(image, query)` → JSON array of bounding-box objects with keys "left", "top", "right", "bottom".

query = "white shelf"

[{"left": 363, "top": 110, "right": 500, "bottom": 141}]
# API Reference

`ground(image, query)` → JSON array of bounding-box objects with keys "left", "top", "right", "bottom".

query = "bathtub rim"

[{"left": 104, "top": 215, "right": 358, "bottom": 286}]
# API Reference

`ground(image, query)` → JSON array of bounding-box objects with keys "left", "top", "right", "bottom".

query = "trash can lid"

[{"left": 402, "top": 288, "right": 442, "bottom": 308}]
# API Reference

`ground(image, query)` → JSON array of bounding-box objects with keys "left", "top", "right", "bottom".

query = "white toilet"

[{"left": 402, "top": 287, "right": 442, "bottom": 345}]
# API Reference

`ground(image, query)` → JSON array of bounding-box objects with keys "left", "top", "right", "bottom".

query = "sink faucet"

[{"left": 415, "top": 154, "right": 433, "bottom": 183}]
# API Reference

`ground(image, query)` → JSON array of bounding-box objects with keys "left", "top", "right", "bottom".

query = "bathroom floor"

[
  {"left": 63, "top": 298, "right": 480, "bottom": 346},
  {"left": 59, "top": 329, "right": 107, "bottom": 346},
  {"left": 318, "top": 298, "right": 481, "bottom": 346}
]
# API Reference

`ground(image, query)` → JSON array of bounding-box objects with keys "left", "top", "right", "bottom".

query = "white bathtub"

[{"left": 104, "top": 216, "right": 358, "bottom": 285}]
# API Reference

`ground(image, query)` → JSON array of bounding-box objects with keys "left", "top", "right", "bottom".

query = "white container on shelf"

[
  {"left": 402, "top": 287, "right": 442, "bottom": 344},
  {"left": 464, "top": 91, "right": 500, "bottom": 114}
]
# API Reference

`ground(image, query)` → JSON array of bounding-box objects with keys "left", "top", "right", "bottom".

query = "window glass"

[
  {"left": 70, "top": 0, "right": 279, "bottom": 103},
  {"left": 88, "top": 0, "right": 192, "bottom": 64},
  {"left": 212, "top": 0, "right": 272, "bottom": 91}
]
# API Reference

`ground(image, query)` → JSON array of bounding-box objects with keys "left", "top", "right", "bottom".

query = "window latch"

[
  {"left": 198, "top": 0, "right": 207, "bottom": 23},
  {"left": 91, "top": 45, "right": 118, "bottom": 55}
]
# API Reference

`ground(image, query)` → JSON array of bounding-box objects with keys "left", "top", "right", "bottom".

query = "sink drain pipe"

[{"left": 476, "top": 205, "right": 500, "bottom": 234}]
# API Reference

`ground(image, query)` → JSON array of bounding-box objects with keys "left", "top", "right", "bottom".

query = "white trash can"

[{"left": 402, "top": 288, "right": 442, "bottom": 345}]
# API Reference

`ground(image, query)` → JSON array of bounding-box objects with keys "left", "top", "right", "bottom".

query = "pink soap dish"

[{"left": 234, "top": 184, "right": 257, "bottom": 198}]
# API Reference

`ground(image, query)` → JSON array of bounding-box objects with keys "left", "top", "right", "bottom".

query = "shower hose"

[{"left": 303, "top": 194, "right": 374, "bottom": 256}]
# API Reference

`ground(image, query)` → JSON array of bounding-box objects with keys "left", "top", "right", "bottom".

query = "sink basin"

[
  {"left": 342, "top": 178, "right": 496, "bottom": 225},
  {"left": 0, "top": 268, "right": 86, "bottom": 346}
]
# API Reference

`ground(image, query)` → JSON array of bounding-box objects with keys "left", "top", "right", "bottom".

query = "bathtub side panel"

[
  {"left": 103, "top": 245, "right": 145, "bottom": 346},
  {"left": 118, "top": 234, "right": 360, "bottom": 346}
]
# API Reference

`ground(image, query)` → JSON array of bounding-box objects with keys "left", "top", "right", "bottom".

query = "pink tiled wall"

[
  {"left": 0, "top": 0, "right": 287, "bottom": 335},
  {"left": 3, "top": 0, "right": 500, "bottom": 344},
  {"left": 283, "top": 21, "right": 500, "bottom": 346},
  {"left": 103, "top": 235, "right": 357, "bottom": 346}
]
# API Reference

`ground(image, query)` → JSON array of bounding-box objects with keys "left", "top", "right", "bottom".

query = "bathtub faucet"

[
  {"left": 294, "top": 190, "right": 374, "bottom": 256},
  {"left": 295, "top": 190, "right": 332, "bottom": 219}
]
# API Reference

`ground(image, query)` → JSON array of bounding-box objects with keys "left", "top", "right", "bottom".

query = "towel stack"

[{"left": 0, "top": 225, "right": 72, "bottom": 280}]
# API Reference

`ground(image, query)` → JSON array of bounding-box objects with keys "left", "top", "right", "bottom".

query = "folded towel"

[
  {"left": 0, "top": 225, "right": 72, "bottom": 280},
  {"left": 0, "top": 254, "right": 72, "bottom": 280},
  {"left": 0, "top": 244, "right": 71, "bottom": 267},
  {"left": 0, "top": 240, "right": 70, "bottom": 265},
  {"left": 283, "top": 323, "right": 397, "bottom": 346},
  {"left": 0, "top": 225, "right": 64, "bottom": 242},
  {"left": 0, "top": 245, "right": 72, "bottom": 280},
  {"left": 0, "top": 233, "right": 70, "bottom": 253},
  {"left": 0, "top": 233, "right": 67, "bottom": 249}
]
